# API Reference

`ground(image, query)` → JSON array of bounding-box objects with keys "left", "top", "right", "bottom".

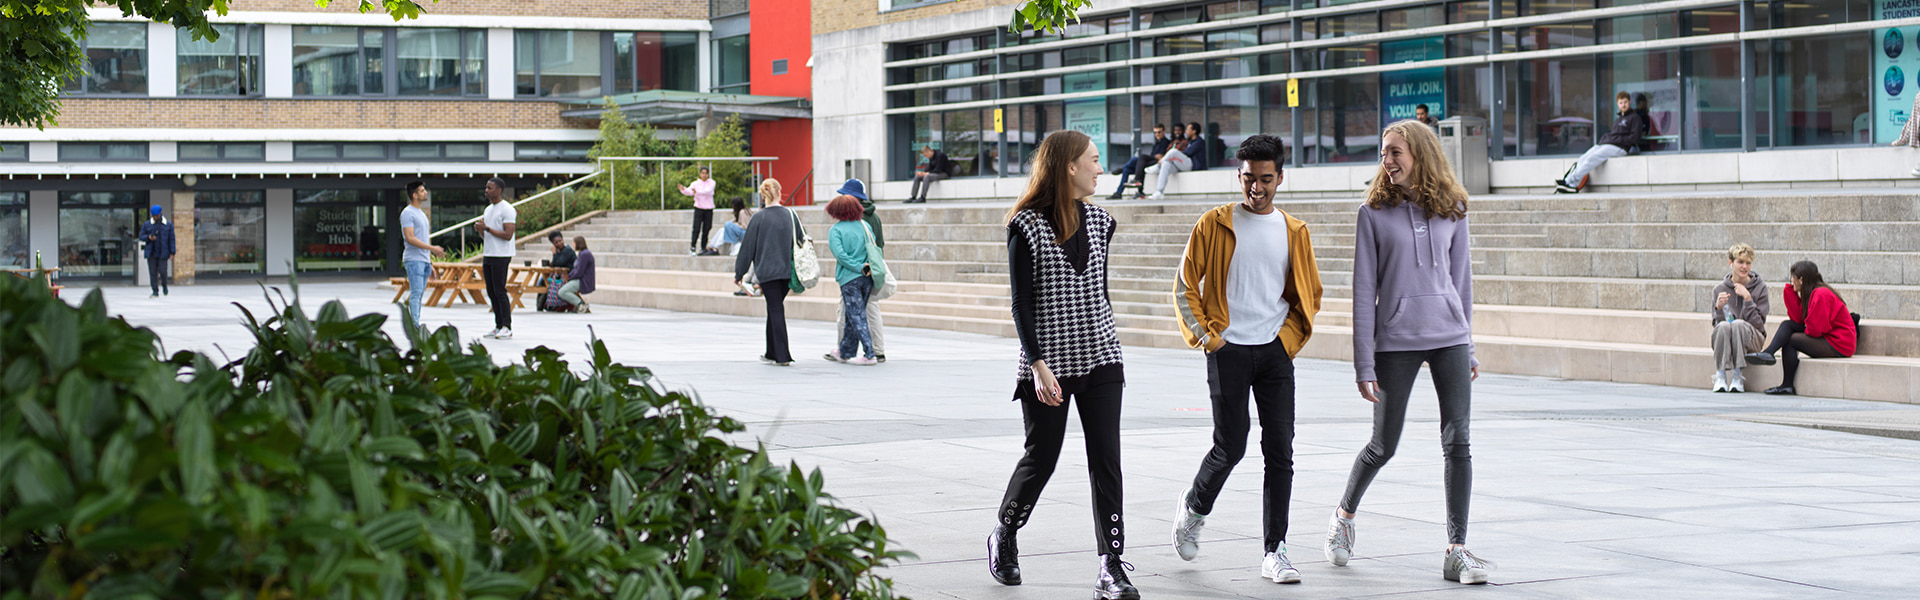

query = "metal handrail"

[
  {"left": 784, "top": 168, "right": 814, "bottom": 207},
  {"left": 594, "top": 156, "right": 781, "bottom": 210},
  {"left": 428, "top": 170, "right": 605, "bottom": 239}
]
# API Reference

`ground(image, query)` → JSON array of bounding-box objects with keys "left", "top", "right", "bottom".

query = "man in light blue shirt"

[{"left": 400, "top": 180, "right": 445, "bottom": 330}]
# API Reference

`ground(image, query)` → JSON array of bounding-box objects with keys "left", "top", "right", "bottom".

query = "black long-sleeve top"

[{"left": 1007, "top": 212, "right": 1111, "bottom": 366}]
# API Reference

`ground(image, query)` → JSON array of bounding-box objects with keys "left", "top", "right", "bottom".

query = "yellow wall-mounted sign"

[
  {"left": 1286, "top": 79, "right": 1299, "bottom": 108},
  {"left": 993, "top": 108, "right": 1004, "bottom": 133}
]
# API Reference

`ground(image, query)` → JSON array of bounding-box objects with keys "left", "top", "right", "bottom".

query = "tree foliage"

[
  {"left": 0, "top": 275, "right": 911, "bottom": 599},
  {"left": 579, "top": 99, "right": 755, "bottom": 211},
  {"left": 0, "top": 0, "right": 430, "bottom": 130},
  {"left": 1007, "top": 0, "right": 1093, "bottom": 34}
]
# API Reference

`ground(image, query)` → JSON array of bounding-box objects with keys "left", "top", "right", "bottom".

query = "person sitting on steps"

[
  {"left": 555, "top": 236, "right": 595, "bottom": 314},
  {"left": 1108, "top": 123, "right": 1172, "bottom": 200},
  {"left": 1708, "top": 243, "right": 1768, "bottom": 392},
  {"left": 908, "top": 146, "right": 952, "bottom": 204},
  {"left": 1744, "top": 260, "right": 1855, "bottom": 395},
  {"left": 1555, "top": 91, "right": 1646, "bottom": 193}
]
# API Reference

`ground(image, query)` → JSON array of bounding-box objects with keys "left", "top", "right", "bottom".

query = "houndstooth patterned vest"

[{"left": 1011, "top": 204, "right": 1124, "bottom": 381}]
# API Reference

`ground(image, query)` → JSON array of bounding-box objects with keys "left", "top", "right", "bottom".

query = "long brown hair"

[
  {"left": 1004, "top": 130, "right": 1092, "bottom": 244},
  {"left": 1365, "top": 119, "right": 1468, "bottom": 220},
  {"left": 1790, "top": 260, "right": 1840, "bottom": 320}
]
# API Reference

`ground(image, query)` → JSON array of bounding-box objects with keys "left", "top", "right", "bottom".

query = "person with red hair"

[{"left": 824, "top": 194, "right": 879, "bottom": 365}]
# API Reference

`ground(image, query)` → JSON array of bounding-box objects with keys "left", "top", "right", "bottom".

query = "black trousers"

[
  {"left": 1187, "top": 339, "right": 1296, "bottom": 552},
  {"left": 1762, "top": 320, "right": 1843, "bottom": 387},
  {"left": 692, "top": 208, "right": 713, "bottom": 250},
  {"left": 762, "top": 279, "right": 792, "bottom": 363},
  {"left": 1340, "top": 344, "right": 1474, "bottom": 545},
  {"left": 146, "top": 256, "right": 170, "bottom": 294},
  {"left": 998, "top": 363, "right": 1127, "bottom": 555},
  {"left": 482, "top": 256, "right": 512, "bottom": 330}
]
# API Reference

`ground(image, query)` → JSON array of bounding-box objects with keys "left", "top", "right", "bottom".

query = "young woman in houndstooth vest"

[{"left": 985, "top": 130, "right": 1138, "bottom": 600}]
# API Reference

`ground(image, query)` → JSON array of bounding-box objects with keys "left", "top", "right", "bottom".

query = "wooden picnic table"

[
  {"left": 389, "top": 263, "right": 567, "bottom": 310},
  {"left": 4, "top": 267, "right": 63, "bottom": 297}
]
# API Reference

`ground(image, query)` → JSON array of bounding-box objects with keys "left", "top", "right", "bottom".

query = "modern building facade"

[
  {"left": 1, "top": 0, "right": 815, "bottom": 284},
  {"left": 813, "top": 0, "right": 1920, "bottom": 201}
]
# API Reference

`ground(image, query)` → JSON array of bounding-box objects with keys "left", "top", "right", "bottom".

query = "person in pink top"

[{"left": 680, "top": 166, "right": 719, "bottom": 255}]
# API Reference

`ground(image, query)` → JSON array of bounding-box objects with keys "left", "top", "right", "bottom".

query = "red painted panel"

[
  {"left": 749, "top": 0, "right": 812, "bottom": 99},
  {"left": 754, "top": 118, "right": 815, "bottom": 205}
]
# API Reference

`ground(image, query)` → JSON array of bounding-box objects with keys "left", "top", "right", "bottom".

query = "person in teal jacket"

[{"left": 825, "top": 194, "right": 878, "bottom": 365}]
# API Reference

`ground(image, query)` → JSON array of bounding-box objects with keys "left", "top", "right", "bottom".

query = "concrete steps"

[{"left": 529, "top": 196, "right": 1920, "bottom": 405}]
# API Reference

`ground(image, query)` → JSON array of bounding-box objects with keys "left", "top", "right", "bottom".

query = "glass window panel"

[
  {"left": 1206, "top": 27, "right": 1257, "bottom": 52},
  {"left": 943, "top": 109, "right": 983, "bottom": 178},
  {"left": 1318, "top": 13, "right": 1379, "bottom": 39},
  {"left": 78, "top": 22, "right": 148, "bottom": 94},
  {"left": 58, "top": 205, "right": 143, "bottom": 277},
  {"left": 1450, "top": 0, "right": 1490, "bottom": 23},
  {"left": 662, "top": 32, "right": 699, "bottom": 91},
  {"left": 194, "top": 190, "right": 265, "bottom": 275},
  {"left": 397, "top": 28, "right": 463, "bottom": 96},
  {"left": 1682, "top": 9, "right": 1740, "bottom": 36},
  {"left": 1260, "top": 83, "right": 1293, "bottom": 162},
  {"left": 1260, "top": 52, "right": 1290, "bottom": 75},
  {"left": 514, "top": 30, "right": 538, "bottom": 96},
  {"left": 1518, "top": 23, "right": 1595, "bottom": 51},
  {"left": 1686, "top": 43, "right": 1742, "bottom": 149},
  {"left": 1600, "top": 13, "right": 1677, "bottom": 44},
  {"left": 294, "top": 143, "right": 340, "bottom": 160},
  {"left": 1318, "top": 45, "right": 1378, "bottom": 69},
  {"left": 1207, "top": 0, "right": 1260, "bottom": 21},
  {"left": 0, "top": 192, "right": 25, "bottom": 268},
  {"left": 1448, "top": 31, "right": 1492, "bottom": 57},
  {"left": 1063, "top": 46, "right": 1103, "bottom": 67},
  {"left": 295, "top": 203, "right": 388, "bottom": 272},
  {"left": 1386, "top": 5, "right": 1447, "bottom": 29},
  {"left": 1209, "top": 85, "right": 1259, "bottom": 170},
  {"left": 1156, "top": 33, "right": 1205, "bottom": 56},
  {"left": 1751, "top": 42, "right": 1771, "bottom": 147},
  {"left": 398, "top": 143, "right": 441, "bottom": 159},
  {"left": 1516, "top": 56, "right": 1597, "bottom": 155},
  {"left": 0, "top": 145, "right": 26, "bottom": 161},
  {"left": 59, "top": 143, "right": 101, "bottom": 161},
  {"left": 342, "top": 143, "right": 387, "bottom": 159},
  {"left": 464, "top": 30, "right": 486, "bottom": 96},
  {"left": 1776, "top": 0, "right": 1872, "bottom": 28},
  {"left": 179, "top": 24, "right": 256, "bottom": 95},
  {"left": 179, "top": 143, "right": 222, "bottom": 160},
  {"left": 613, "top": 33, "right": 636, "bottom": 94},
  {"left": 445, "top": 143, "right": 488, "bottom": 159},
  {"left": 1261, "top": 23, "right": 1292, "bottom": 44},
  {"left": 1602, "top": 49, "right": 1680, "bottom": 151},
  {"left": 1061, "top": 18, "right": 1105, "bottom": 39},
  {"left": 1318, "top": 75, "right": 1380, "bottom": 163},
  {"left": 1525, "top": 0, "right": 1594, "bottom": 16},
  {"left": 362, "top": 29, "right": 386, "bottom": 95},
  {"left": 534, "top": 30, "right": 601, "bottom": 97},
  {"left": 294, "top": 26, "right": 361, "bottom": 95},
  {"left": 1208, "top": 57, "right": 1256, "bottom": 79},
  {"left": 1771, "top": 33, "right": 1870, "bottom": 147},
  {"left": 104, "top": 143, "right": 147, "bottom": 160},
  {"left": 1149, "top": 6, "right": 1204, "bottom": 28},
  {"left": 1446, "top": 64, "right": 1494, "bottom": 124},
  {"left": 223, "top": 143, "right": 265, "bottom": 160},
  {"left": 717, "top": 35, "right": 749, "bottom": 87}
]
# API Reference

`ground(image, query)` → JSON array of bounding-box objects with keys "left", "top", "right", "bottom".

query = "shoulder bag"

[
  {"left": 863, "top": 221, "right": 895, "bottom": 300},
  {"left": 787, "top": 208, "right": 821, "bottom": 293}
]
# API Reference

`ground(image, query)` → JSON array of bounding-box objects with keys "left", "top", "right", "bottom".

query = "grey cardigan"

[{"left": 734, "top": 205, "right": 796, "bottom": 284}]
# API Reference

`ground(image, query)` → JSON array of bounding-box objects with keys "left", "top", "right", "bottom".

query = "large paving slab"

[{"left": 65, "top": 281, "right": 1920, "bottom": 599}]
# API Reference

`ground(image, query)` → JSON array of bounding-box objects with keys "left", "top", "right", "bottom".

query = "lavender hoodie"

[{"left": 1351, "top": 199, "right": 1476, "bottom": 382}]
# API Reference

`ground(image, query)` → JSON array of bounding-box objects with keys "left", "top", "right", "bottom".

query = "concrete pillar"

[
  {"left": 696, "top": 114, "right": 722, "bottom": 138},
  {"left": 266, "top": 188, "right": 294, "bottom": 275},
  {"left": 149, "top": 22, "right": 177, "bottom": 98},
  {"left": 171, "top": 189, "right": 196, "bottom": 284},
  {"left": 487, "top": 28, "right": 514, "bottom": 100},
  {"left": 264, "top": 25, "right": 292, "bottom": 98}
]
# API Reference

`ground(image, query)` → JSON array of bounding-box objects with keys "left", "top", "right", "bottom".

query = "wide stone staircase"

[{"left": 519, "top": 191, "right": 1920, "bottom": 404}]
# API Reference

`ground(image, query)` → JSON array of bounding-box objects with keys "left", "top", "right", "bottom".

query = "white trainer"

[
  {"left": 1712, "top": 371, "right": 1728, "bottom": 392},
  {"left": 1171, "top": 490, "right": 1205, "bottom": 561},
  {"left": 1325, "top": 513, "right": 1355, "bottom": 566},
  {"left": 1729, "top": 369, "right": 1746, "bottom": 393},
  {"left": 493, "top": 329, "right": 512, "bottom": 340},
  {"left": 1261, "top": 548, "right": 1301, "bottom": 584},
  {"left": 1443, "top": 547, "right": 1492, "bottom": 584}
]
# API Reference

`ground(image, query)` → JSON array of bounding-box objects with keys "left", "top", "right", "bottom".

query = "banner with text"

[
  {"left": 1876, "top": 0, "right": 1920, "bottom": 143},
  {"left": 1381, "top": 37, "right": 1446, "bottom": 129}
]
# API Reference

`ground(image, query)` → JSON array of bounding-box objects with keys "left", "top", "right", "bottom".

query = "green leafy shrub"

[{"left": 0, "top": 276, "right": 911, "bottom": 599}]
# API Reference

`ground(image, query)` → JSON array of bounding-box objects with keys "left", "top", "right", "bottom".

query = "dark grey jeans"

[{"left": 1339, "top": 343, "right": 1474, "bottom": 545}]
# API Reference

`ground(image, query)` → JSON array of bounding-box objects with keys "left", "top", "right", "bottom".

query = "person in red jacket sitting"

[{"left": 1744, "top": 260, "right": 1855, "bottom": 395}]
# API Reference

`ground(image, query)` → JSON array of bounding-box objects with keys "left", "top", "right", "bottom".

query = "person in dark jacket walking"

[
  {"left": 908, "top": 146, "right": 952, "bottom": 203},
  {"left": 734, "top": 178, "right": 799, "bottom": 365},
  {"left": 986, "top": 130, "right": 1139, "bottom": 600},
  {"left": 1555, "top": 91, "right": 1647, "bottom": 193},
  {"left": 139, "top": 205, "right": 175, "bottom": 297}
]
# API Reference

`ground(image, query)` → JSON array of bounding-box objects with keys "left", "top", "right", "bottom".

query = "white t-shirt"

[
  {"left": 481, "top": 200, "right": 518, "bottom": 257},
  {"left": 1221, "top": 204, "right": 1293, "bottom": 345}
]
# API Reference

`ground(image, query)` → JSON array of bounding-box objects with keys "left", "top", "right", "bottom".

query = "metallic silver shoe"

[
  {"left": 1325, "top": 513, "right": 1355, "bottom": 566},
  {"left": 1443, "top": 547, "right": 1492, "bottom": 584},
  {"left": 1172, "top": 489, "right": 1205, "bottom": 561}
]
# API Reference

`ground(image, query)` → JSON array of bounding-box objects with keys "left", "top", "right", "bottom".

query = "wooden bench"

[{"left": 4, "top": 267, "right": 62, "bottom": 298}]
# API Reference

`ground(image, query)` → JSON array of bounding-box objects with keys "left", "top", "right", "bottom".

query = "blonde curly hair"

[{"left": 1364, "top": 119, "right": 1468, "bottom": 220}]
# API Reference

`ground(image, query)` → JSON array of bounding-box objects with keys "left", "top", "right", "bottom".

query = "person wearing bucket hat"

[
  {"left": 139, "top": 204, "right": 176, "bottom": 297},
  {"left": 834, "top": 178, "right": 887, "bottom": 361}
]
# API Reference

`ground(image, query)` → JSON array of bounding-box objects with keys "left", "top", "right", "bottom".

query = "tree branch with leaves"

[{"left": 1007, "top": 0, "right": 1094, "bottom": 34}]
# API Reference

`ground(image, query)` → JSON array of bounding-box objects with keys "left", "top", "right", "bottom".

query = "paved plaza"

[{"left": 68, "top": 281, "right": 1920, "bottom": 599}]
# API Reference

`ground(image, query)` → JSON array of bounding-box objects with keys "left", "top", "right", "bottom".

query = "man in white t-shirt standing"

[
  {"left": 1169, "top": 134, "right": 1324, "bottom": 585},
  {"left": 475, "top": 176, "right": 517, "bottom": 339}
]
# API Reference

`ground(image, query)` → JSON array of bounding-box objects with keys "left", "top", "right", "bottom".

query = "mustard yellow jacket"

[{"left": 1175, "top": 204, "right": 1323, "bottom": 356}]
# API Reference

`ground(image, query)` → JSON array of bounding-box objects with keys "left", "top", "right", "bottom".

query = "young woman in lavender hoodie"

[{"left": 1323, "top": 120, "right": 1491, "bottom": 585}]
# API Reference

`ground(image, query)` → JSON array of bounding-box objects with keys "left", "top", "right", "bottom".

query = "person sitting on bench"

[
  {"left": 1555, "top": 91, "right": 1646, "bottom": 193},
  {"left": 555, "top": 236, "right": 595, "bottom": 314}
]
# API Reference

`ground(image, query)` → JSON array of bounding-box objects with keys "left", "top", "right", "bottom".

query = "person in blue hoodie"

[
  {"left": 1324, "top": 119, "right": 1492, "bottom": 586},
  {"left": 139, "top": 205, "right": 175, "bottom": 297}
]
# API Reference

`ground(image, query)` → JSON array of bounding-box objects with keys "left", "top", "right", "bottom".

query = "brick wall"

[
  {"left": 22, "top": 99, "right": 597, "bottom": 130},
  {"left": 815, "top": 0, "right": 1026, "bottom": 36},
  {"left": 157, "top": 0, "right": 708, "bottom": 20}
]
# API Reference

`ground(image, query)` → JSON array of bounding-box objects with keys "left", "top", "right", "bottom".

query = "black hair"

[
  {"left": 699, "top": 166, "right": 710, "bottom": 173},
  {"left": 486, "top": 176, "right": 507, "bottom": 190},
  {"left": 548, "top": 231, "right": 564, "bottom": 242},
  {"left": 1415, "top": 104, "right": 1430, "bottom": 111},
  {"left": 1789, "top": 260, "right": 1840, "bottom": 319},
  {"left": 730, "top": 196, "right": 747, "bottom": 221},
  {"left": 1187, "top": 122, "right": 1201, "bottom": 132},
  {"left": 1235, "top": 134, "right": 1288, "bottom": 167},
  {"left": 1153, "top": 123, "right": 1165, "bottom": 130},
  {"left": 406, "top": 180, "right": 425, "bottom": 197}
]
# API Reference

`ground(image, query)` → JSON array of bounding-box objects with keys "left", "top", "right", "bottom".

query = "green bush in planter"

[{"left": 0, "top": 276, "right": 910, "bottom": 599}]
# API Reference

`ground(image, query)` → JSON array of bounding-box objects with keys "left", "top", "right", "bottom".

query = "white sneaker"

[
  {"left": 1712, "top": 371, "right": 1728, "bottom": 392},
  {"left": 493, "top": 329, "right": 512, "bottom": 340},
  {"left": 1145, "top": 164, "right": 1160, "bottom": 175},
  {"left": 482, "top": 328, "right": 501, "bottom": 339},
  {"left": 1325, "top": 513, "right": 1355, "bottom": 566},
  {"left": 1909, "top": 167, "right": 1920, "bottom": 177},
  {"left": 1171, "top": 490, "right": 1205, "bottom": 561},
  {"left": 1443, "top": 547, "right": 1492, "bottom": 584},
  {"left": 1150, "top": 191, "right": 1165, "bottom": 201},
  {"left": 1261, "top": 548, "right": 1302, "bottom": 584},
  {"left": 847, "top": 356, "right": 878, "bottom": 365},
  {"left": 1729, "top": 369, "right": 1746, "bottom": 393}
]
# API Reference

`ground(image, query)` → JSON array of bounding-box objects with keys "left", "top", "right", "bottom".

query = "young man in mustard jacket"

[{"left": 1170, "top": 134, "right": 1324, "bottom": 584}]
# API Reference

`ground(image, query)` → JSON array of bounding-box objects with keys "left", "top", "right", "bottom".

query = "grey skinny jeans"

[{"left": 1339, "top": 343, "right": 1473, "bottom": 545}]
